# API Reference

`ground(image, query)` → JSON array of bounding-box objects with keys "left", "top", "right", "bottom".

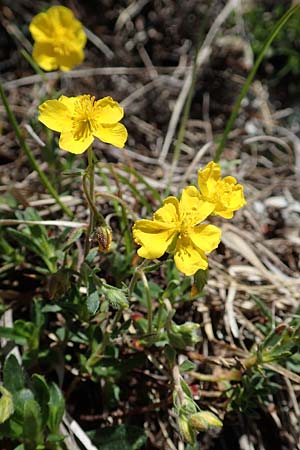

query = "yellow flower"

[
  {"left": 132, "top": 186, "right": 221, "bottom": 276},
  {"left": 197, "top": 161, "right": 246, "bottom": 219},
  {"left": 38, "top": 95, "right": 128, "bottom": 154},
  {"left": 29, "top": 6, "right": 86, "bottom": 71}
]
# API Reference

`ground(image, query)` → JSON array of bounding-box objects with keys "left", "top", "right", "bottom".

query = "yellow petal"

[
  {"left": 29, "top": 11, "right": 54, "bottom": 43},
  {"left": 179, "top": 186, "right": 215, "bottom": 224},
  {"left": 174, "top": 237, "right": 208, "bottom": 276},
  {"left": 95, "top": 97, "right": 124, "bottom": 124},
  {"left": 133, "top": 220, "right": 178, "bottom": 259},
  {"left": 213, "top": 178, "right": 246, "bottom": 218},
  {"left": 59, "top": 130, "right": 93, "bottom": 154},
  {"left": 29, "top": 6, "right": 86, "bottom": 44},
  {"left": 222, "top": 180, "right": 246, "bottom": 209},
  {"left": 94, "top": 123, "right": 128, "bottom": 148},
  {"left": 190, "top": 224, "right": 221, "bottom": 253},
  {"left": 58, "top": 96, "right": 78, "bottom": 114},
  {"left": 32, "top": 43, "right": 58, "bottom": 71},
  {"left": 38, "top": 100, "right": 71, "bottom": 132},
  {"left": 47, "top": 6, "right": 86, "bottom": 47},
  {"left": 213, "top": 208, "right": 234, "bottom": 219},
  {"left": 47, "top": 5, "right": 74, "bottom": 19},
  {"left": 56, "top": 47, "right": 85, "bottom": 72},
  {"left": 32, "top": 41, "right": 84, "bottom": 72},
  {"left": 29, "top": 6, "right": 86, "bottom": 72},
  {"left": 154, "top": 197, "right": 180, "bottom": 224},
  {"left": 198, "top": 161, "right": 221, "bottom": 196}
]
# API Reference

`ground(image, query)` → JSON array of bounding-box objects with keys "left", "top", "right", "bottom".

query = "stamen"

[{"left": 71, "top": 96, "right": 98, "bottom": 141}]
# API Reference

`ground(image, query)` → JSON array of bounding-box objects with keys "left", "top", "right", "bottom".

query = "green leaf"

[
  {"left": 164, "top": 345, "right": 176, "bottom": 367},
  {"left": 46, "top": 433, "right": 65, "bottom": 443},
  {"left": 3, "top": 355, "right": 24, "bottom": 393},
  {"left": 186, "top": 443, "right": 199, "bottom": 450},
  {"left": 41, "top": 304, "right": 62, "bottom": 313},
  {"left": 32, "top": 374, "right": 50, "bottom": 426},
  {"left": 7, "top": 228, "right": 43, "bottom": 257},
  {"left": 179, "top": 360, "right": 196, "bottom": 373},
  {"left": 87, "top": 290, "right": 100, "bottom": 315},
  {"left": 193, "top": 269, "right": 208, "bottom": 295},
  {"left": 0, "top": 327, "right": 27, "bottom": 345},
  {"left": 61, "top": 227, "right": 84, "bottom": 251},
  {"left": 48, "top": 269, "right": 72, "bottom": 300},
  {"left": 102, "top": 284, "right": 128, "bottom": 310},
  {"left": 23, "top": 399, "right": 43, "bottom": 445},
  {"left": 47, "top": 383, "right": 65, "bottom": 434},
  {"left": 13, "top": 389, "right": 35, "bottom": 416},
  {"left": 88, "top": 424, "right": 147, "bottom": 450},
  {"left": 180, "top": 379, "right": 194, "bottom": 400},
  {"left": 0, "top": 386, "right": 14, "bottom": 424}
]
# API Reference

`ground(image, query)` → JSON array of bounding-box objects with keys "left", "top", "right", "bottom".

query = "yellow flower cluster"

[
  {"left": 31, "top": 7, "right": 245, "bottom": 277},
  {"left": 29, "top": 6, "right": 86, "bottom": 71},
  {"left": 32, "top": 8, "right": 128, "bottom": 153},
  {"left": 133, "top": 162, "right": 246, "bottom": 276},
  {"left": 38, "top": 95, "right": 128, "bottom": 154}
]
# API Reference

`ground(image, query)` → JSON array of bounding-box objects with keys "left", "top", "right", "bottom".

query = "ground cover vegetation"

[{"left": 0, "top": 1, "right": 300, "bottom": 449}]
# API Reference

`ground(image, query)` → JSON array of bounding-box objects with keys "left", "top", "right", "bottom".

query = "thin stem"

[
  {"left": 156, "top": 300, "right": 165, "bottom": 331},
  {"left": 88, "top": 146, "right": 95, "bottom": 227},
  {"left": 95, "top": 191, "right": 137, "bottom": 219},
  {"left": 128, "top": 259, "right": 147, "bottom": 300},
  {"left": 128, "top": 260, "right": 153, "bottom": 334},
  {"left": 20, "top": 49, "right": 46, "bottom": 79},
  {"left": 82, "top": 174, "right": 104, "bottom": 223},
  {"left": 87, "top": 308, "right": 124, "bottom": 368},
  {"left": 83, "top": 147, "right": 106, "bottom": 257},
  {"left": 110, "top": 308, "right": 124, "bottom": 333},
  {"left": 172, "top": 364, "right": 185, "bottom": 406},
  {"left": 0, "top": 81, "right": 73, "bottom": 218},
  {"left": 214, "top": 3, "right": 300, "bottom": 162},
  {"left": 139, "top": 270, "right": 152, "bottom": 334}
]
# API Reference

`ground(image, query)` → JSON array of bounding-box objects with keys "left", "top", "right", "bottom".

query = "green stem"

[
  {"left": 20, "top": 49, "right": 46, "bottom": 79},
  {"left": 128, "top": 260, "right": 153, "bottom": 334},
  {"left": 96, "top": 189, "right": 134, "bottom": 256},
  {"left": 95, "top": 191, "right": 137, "bottom": 219},
  {"left": 87, "top": 308, "right": 124, "bottom": 368},
  {"left": 128, "top": 259, "right": 147, "bottom": 300},
  {"left": 110, "top": 308, "right": 124, "bottom": 333},
  {"left": 88, "top": 146, "right": 95, "bottom": 225},
  {"left": 139, "top": 270, "right": 152, "bottom": 334},
  {"left": 83, "top": 147, "right": 106, "bottom": 256},
  {"left": 214, "top": 3, "right": 300, "bottom": 162},
  {"left": 0, "top": 81, "right": 73, "bottom": 218},
  {"left": 156, "top": 299, "right": 165, "bottom": 331}
]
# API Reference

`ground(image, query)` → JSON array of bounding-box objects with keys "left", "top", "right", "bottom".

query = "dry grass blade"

[{"left": 158, "top": 0, "right": 238, "bottom": 164}]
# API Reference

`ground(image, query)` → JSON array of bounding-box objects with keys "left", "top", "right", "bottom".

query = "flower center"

[
  {"left": 71, "top": 95, "right": 99, "bottom": 140},
  {"left": 51, "top": 27, "right": 76, "bottom": 56},
  {"left": 180, "top": 214, "right": 196, "bottom": 239},
  {"left": 209, "top": 180, "right": 233, "bottom": 206}
]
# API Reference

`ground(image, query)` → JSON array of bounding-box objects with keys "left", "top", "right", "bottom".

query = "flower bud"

[
  {"left": 97, "top": 225, "right": 112, "bottom": 252},
  {"left": 101, "top": 284, "right": 128, "bottom": 309},
  {"left": 178, "top": 414, "right": 195, "bottom": 444},
  {"left": 189, "top": 410, "right": 223, "bottom": 431},
  {"left": 168, "top": 321, "right": 200, "bottom": 350}
]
